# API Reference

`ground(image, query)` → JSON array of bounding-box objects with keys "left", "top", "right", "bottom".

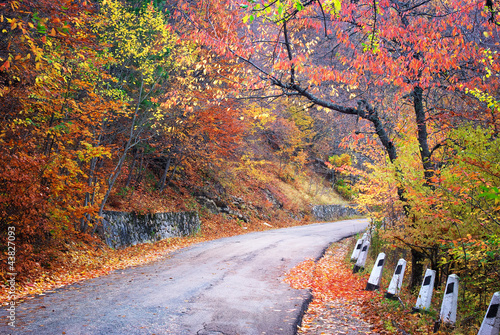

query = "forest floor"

[{"left": 286, "top": 239, "right": 384, "bottom": 335}]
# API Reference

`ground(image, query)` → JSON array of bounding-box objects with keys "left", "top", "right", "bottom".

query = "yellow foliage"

[{"left": 93, "top": 0, "right": 187, "bottom": 86}]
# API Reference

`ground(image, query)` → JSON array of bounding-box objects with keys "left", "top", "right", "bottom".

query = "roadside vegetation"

[{"left": 290, "top": 235, "right": 497, "bottom": 334}]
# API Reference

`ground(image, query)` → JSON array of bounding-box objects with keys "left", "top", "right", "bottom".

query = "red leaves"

[
  {"left": 286, "top": 241, "right": 382, "bottom": 334},
  {"left": 0, "top": 59, "right": 9, "bottom": 71},
  {"left": 285, "top": 243, "right": 376, "bottom": 304},
  {"left": 287, "top": 240, "right": 437, "bottom": 334}
]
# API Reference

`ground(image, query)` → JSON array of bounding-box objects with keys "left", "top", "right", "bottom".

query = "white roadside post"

[
  {"left": 439, "top": 274, "right": 459, "bottom": 327},
  {"left": 478, "top": 291, "right": 500, "bottom": 335},
  {"left": 350, "top": 238, "right": 364, "bottom": 262},
  {"left": 413, "top": 269, "right": 436, "bottom": 313},
  {"left": 385, "top": 259, "right": 407, "bottom": 299},
  {"left": 353, "top": 239, "right": 370, "bottom": 273},
  {"left": 366, "top": 252, "right": 386, "bottom": 291}
]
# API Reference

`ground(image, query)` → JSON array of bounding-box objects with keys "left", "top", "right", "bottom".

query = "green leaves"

[
  {"left": 36, "top": 23, "right": 46, "bottom": 34},
  {"left": 243, "top": 14, "right": 255, "bottom": 23},
  {"left": 294, "top": 0, "right": 304, "bottom": 11},
  {"left": 362, "top": 33, "right": 380, "bottom": 53},
  {"left": 278, "top": 3, "right": 284, "bottom": 15},
  {"left": 241, "top": 0, "right": 307, "bottom": 24},
  {"left": 95, "top": 0, "right": 182, "bottom": 87},
  {"left": 478, "top": 186, "right": 500, "bottom": 201}
]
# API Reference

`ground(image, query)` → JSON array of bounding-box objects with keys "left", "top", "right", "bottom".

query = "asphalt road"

[{"left": 1, "top": 218, "right": 369, "bottom": 335}]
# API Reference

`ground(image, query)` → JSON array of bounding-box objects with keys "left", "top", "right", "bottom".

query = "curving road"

[{"left": 1, "top": 219, "right": 368, "bottom": 335}]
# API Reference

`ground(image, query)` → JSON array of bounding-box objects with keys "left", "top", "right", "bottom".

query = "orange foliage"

[
  {"left": 0, "top": 0, "right": 116, "bottom": 276},
  {"left": 285, "top": 242, "right": 385, "bottom": 333}
]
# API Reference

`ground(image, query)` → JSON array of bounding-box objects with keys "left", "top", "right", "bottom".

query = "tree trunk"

[
  {"left": 410, "top": 248, "right": 425, "bottom": 290},
  {"left": 99, "top": 76, "right": 148, "bottom": 216},
  {"left": 408, "top": 86, "right": 436, "bottom": 290},
  {"left": 157, "top": 154, "right": 172, "bottom": 192},
  {"left": 99, "top": 111, "right": 139, "bottom": 216},
  {"left": 413, "top": 86, "right": 434, "bottom": 183},
  {"left": 125, "top": 147, "right": 139, "bottom": 188},
  {"left": 167, "top": 163, "right": 179, "bottom": 185},
  {"left": 135, "top": 149, "right": 145, "bottom": 185}
]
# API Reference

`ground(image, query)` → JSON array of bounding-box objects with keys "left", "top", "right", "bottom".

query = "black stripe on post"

[
  {"left": 385, "top": 292, "right": 397, "bottom": 300},
  {"left": 395, "top": 265, "right": 402, "bottom": 275},
  {"left": 353, "top": 265, "right": 363, "bottom": 273},
  {"left": 423, "top": 275, "right": 431, "bottom": 286},
  {"left": 486, "top": 304, "right": 499, "bottom": 319},
  {"left": 377, "top": 259, "right": 384, "bottom": 267},
  {"left": 446, "top": 282, "right": 455, "bottom": 294},
  {"left": 366, "top": 283, "right": 379, "bottom": 291}
]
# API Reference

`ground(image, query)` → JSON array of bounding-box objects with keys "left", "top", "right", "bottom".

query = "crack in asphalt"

[{"left": 197, "top": 325, "right": 227, "bottom": 335}]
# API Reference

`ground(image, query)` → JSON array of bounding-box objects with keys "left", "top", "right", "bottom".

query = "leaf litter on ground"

[{"left": 285, "top": 239, "right": 386, "bottom": 334}]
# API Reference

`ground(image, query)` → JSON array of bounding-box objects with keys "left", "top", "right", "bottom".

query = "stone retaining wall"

[
  {"left": 312, "top": 204, "right": 360, "bottom": 221},
  {"left": 101, "top": 211, "right": 201, "bottom": 249}
]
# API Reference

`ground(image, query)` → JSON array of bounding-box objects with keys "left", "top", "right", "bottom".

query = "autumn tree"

[
  {"left": 0, "top": 0, "right": 122, "bottom": 273},
  {"left": 0, "top": 0, "right": 252, "bottom": 278},
  {"left": 123, "top": 0, "right": 251, "bottom": 192},
  {"left": 87, "top": 0, "right": 191, "bottom": 216},
  {"left": 204, "top": 0, "right": 500, "bottom": 287}
]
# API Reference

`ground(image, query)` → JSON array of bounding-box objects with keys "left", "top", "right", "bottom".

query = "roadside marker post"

[
  {"left": 413, "top": 269, "right": 436, "bottom": 313},
  {"left": 350, "top": 238, "right": 364, "bottom": 262},
  {"left": 362, "top": 232, "right": 371, "bottom": 245},
  {"left": 353, "top": 239, "right": 370, "bottom": 273},
  {"left": 366, "top": 252, "right": 385, "bottom": 291},
  {"left": 439, "top": 274, "right": 459, "bottom": 326},
  {"left": 435, "top": 274, "right": 459, "bottom": 331},
  {"left": 385, "top": 259, "right": 407, "bottom": 299},
  {"left": 351, "top": 232, "right": 370, "bottom": 262},
  {"left": 478, "top": 292, "right": 500, "bottom": 335}
]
